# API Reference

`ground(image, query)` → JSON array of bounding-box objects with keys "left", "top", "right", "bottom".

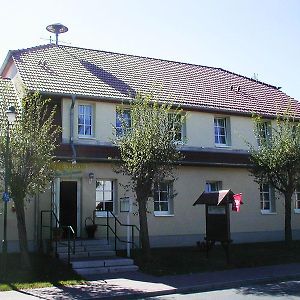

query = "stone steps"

[
  {"left": 72, "top": 257, "right": 138, "bottom": 275},
  {"left": 58, "top": 250, "right": 116, "bottom": 259},
  {"left": 55, "top": 238, "right": 138, "bottom": 276}
]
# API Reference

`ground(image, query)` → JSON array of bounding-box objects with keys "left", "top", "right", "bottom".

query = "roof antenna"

[{"left": 46, "top": 23, "right": 68, "bottom": 45}]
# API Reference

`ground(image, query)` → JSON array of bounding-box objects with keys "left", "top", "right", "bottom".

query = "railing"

[
  {"left": 40, "top": 210, "right": 76, "bottom": 265},
  {"left": 93, "top": 210, "right": 140, "bottom": 252}
]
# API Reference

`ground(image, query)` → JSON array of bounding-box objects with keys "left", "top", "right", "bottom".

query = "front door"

[{"left": 60, "top": 181, "right": 77, "bottom": 237}]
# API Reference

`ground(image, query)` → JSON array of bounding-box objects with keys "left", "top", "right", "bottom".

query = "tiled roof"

[
  {"left": 3, "top": 44, "right": 300, "bottom": 117},
  {"left": 0, "top": 77, "right": 19, "bottom": 109}
]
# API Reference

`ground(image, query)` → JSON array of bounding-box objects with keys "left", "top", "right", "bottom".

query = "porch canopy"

[{"left": 193, "top": 189, "right": 235, "bottom": 206}]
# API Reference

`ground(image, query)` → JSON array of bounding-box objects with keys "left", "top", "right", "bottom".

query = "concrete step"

[
  {"left": 57, "top": 245, "right": 85, "bottom": 253},
  {"left": 74, "top": 264, "right": 139, "bottom": 276},
  {"left": 54, "top": 239, "right": 110, "bottom": 247},
  {"left": 57, "top": 244, "right": 113, "bottom": 254},
  {"left": 71, "top": 258, "right": 134, "bottom": 269},
  {"left": 58, "top": 250, "right": 116, "bottom": 259},
  {"left": 84, "top": 244, "right": 114, "bottom": 251},
  {"left": 89, "top": 250, "right": 116, "bottom": 257},
  {"left": 76, "top": 239, "right": 110, "bottom": 246}
]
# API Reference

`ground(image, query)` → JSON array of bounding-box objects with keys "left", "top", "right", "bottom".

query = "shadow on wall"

[{"left": 80, "top": 60, "right": 136, "bottom": 97}]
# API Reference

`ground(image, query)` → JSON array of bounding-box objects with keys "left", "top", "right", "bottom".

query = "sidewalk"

[{"left": 1, "top": 263, "right": 300, "bottom": 299}]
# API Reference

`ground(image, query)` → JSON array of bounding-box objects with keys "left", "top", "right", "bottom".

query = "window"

[
  {"left": 78, "top": 104, "right": 93, "bottom": 136},
  {"left": 214, "top": 117, "right": 231, "bottom": 146},
  {"left": 154, "top": 182, "right": 174, "bottom": 216},
  {"left": 116, "top": 109, "right": 131, "bottom": 136},
  {"left": 260, "top": 183, "right": 276, "bottom": 213},
  {"left": 205, "top": 181, "right": 222, "bottom": 192},
  {"left": 168, "top": 113, "right": 185, "bottom": 143},
  {"left": 257, "top": 121, "right": 271, "bottom": 146},
  {"left": 96, "top": 180, "right": 114, "bottom": 216},
  {"left": 294, "top": 186, "right": 300, "bottom": 213}
]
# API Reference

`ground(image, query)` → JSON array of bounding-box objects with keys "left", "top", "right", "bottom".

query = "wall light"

[{"left": 88, "top": 172, "right": 94, "bottom": 184}]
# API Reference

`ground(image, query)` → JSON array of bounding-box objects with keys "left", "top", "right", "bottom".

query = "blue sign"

[{"left": 2, "top": 192, "right": 9, "bottom": 202}]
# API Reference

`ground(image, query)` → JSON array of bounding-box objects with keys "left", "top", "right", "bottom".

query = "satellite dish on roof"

[{"left": 46, "top": 23, "right": 68, "bottom": 45}]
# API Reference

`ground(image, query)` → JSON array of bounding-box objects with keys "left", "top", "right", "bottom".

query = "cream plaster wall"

[
  {"left": 4, "top": 162, "right": 300, "bottom": 248},
  {"left": 61, "top": 98, "right": 262, "bottom": 150},
  {"left": 0, "top": 195, "right": 39, "bottom": 250}
]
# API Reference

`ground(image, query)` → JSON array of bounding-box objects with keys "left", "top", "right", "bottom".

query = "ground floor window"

[
  {"left": 96, "top": 180, "right": 114, "bottom": 216},
  {"left": 260, "top": 183, "right": 276, "bottom": 213},
  {"left": 154, "top": 181, "right": 174, "bottom": 216}
]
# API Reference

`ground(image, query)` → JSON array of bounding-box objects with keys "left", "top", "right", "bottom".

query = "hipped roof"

[{"left": 1, "top": 44, "right": 300, "bottom": 118}]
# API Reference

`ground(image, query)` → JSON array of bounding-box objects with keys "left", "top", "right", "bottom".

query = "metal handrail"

[
  {"left": 40, "top": 210, "right": 76, "bottom": 265},
  {"left": 93, "top": 210, "right": 140, "bottom": 251}
]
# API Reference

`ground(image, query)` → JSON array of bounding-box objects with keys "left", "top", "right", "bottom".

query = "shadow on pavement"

[{"left": 237, "top": 280, "right": 300, "bottom": 297}]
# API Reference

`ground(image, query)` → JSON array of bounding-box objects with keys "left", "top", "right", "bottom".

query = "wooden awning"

[{"left": 193, "top": 189, "right": 235, "bottom": 206}]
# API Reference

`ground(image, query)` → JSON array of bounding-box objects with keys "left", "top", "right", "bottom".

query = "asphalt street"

[{"left": 142, "top": 280, "right": 300, "bottom": 300}]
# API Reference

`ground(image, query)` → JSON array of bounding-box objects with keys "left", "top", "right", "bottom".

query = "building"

[{"left": 1, "top": 44, "right": 300, "bottom": 252}]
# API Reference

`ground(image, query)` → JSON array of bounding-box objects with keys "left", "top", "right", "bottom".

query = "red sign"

[{"left": 232, "top": 193, "right": 243, "bottom": 212}]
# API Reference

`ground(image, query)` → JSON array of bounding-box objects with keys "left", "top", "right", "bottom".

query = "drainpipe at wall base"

[{"left": 70, "top": 95, "right": 77, "bottom": 164}]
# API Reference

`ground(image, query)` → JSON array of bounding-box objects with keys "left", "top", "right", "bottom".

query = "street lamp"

[{"left": 1, "top": 106, "right": 16, "bottom": 277}]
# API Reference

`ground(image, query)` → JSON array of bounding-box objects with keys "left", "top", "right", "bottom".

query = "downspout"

[{"left": 70, "top": 95, "right": 77, "bottom": 164}]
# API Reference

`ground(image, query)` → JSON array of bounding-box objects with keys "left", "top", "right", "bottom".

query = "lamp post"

[{"left": 1, "top": 106, "right": 16, "bottom": 277}]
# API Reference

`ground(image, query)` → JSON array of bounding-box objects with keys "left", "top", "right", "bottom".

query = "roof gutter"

[{"left": 37, "top": 91, "right": 288, "bottom": 120}]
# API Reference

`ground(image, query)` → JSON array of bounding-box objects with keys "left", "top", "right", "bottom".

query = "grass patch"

[
  {"left": 118, "top": 240, "right": 300, "bottom": 276},
  {"left": 0, "top": 253, "right": 85, "bottom": 291}
]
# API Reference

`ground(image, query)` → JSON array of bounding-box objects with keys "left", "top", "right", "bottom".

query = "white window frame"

[
  {"left": 214, "top": 117, "right": 231, "bottom": 147},
  {"left": 257, "top": 121, "right": 272, "bottom": 146},
  {"left": 294, "top": 186, "right": 300, "bottom": 213},
  {"left": 168, "top": 112, "right": 186, "bottom": 144},
  {"left": 154, "top": 181, "right": 174, "bottom": 216},
  {"left": 260, "top": 183, "right": 276, "bottom": 214},
  {"left": 205, "top": 181, "right": 222, "bottom": 192},
  {"left": 116, "top": 109, "right": 131, "bottom": 137},
  {"left": 95, "top": 179, "right": 116, "bottom": 217},
  {"left": 78, "top": 104, "right": 93, "bottom": 137}
]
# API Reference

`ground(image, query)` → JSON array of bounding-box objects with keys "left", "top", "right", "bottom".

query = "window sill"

[
  {"left": 260, "top": 210, "right": 277, "bottom": 215},
  {"left": 95, "top": 211, "right": 117, "bottom": 218},
  {"left": 294, "top": 209, "right": 300, "bottom": 214},
  {"left": 78, "top": 135, "right": 96, "bottom": 140},
  {"left": 154, "top": 212, "right": 174, "bottom": 217},
  {"left": 215, "top": 144, "right": 231, "bottom": 148}
]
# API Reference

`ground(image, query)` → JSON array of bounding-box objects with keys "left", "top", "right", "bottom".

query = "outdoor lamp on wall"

[
  {"left": 6, "top": 106, "right": 16, "bottom": 123},
  {"left": 88, "top": 172, "right": 94, "bottom": 184}
]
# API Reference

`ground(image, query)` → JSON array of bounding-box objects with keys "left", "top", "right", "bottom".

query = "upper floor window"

[
  {"left": 116, "top": 109, "right": 131, "bottom": 137},
  {"left": 214, "top": 117, "right": 231, "bottom": 146},
  {"left": 260, "top": 183, "right": 276, "bottom": 213},
  {"left": 78, "top": 104, "right": 93, "bottom": 136},
  {"left": 257, "top": 121, "right": 271, "bottom": 146},
  {"left": 205, "top": 181, "right": 222, "bottom": 192},
  {"left": 168, "top": 113, "right": 185, "bottom": 143},
  {"left": 96, "top": 179, "right": 115, "bottom": 217},
  {"left": 154, "top": 181, "right": 174, "bottom": 216},
  {"left": 294, "top": 185, "right": 300, "bottom": 213}
]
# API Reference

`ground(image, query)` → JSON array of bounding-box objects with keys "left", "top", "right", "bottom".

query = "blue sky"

[{"left": 1, "top": 0, "right": 299, "bottom": 100}]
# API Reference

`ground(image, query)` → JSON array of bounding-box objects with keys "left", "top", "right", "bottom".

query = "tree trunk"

[
  {"left": 284, "top": 193, "right": 293, "bottom": 245},
  {"left": 136, "top": 190, "right": 151, "bottom": 259},
  {"left": 15, "top": 198, "right": 31, "bottom": 269}
]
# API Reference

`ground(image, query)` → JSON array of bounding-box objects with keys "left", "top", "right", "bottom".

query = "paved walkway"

[{"left": 1, "top": 263, "right": 300, "bottom": 299}]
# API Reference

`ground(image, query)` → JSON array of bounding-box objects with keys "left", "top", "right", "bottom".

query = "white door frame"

[{"left": 54, "top": 177, "right": 81, "bottom": 237}]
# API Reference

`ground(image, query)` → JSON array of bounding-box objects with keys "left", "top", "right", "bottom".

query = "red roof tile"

[{"left": 3, "top": 44, "right": 300, "bottom": 117}]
